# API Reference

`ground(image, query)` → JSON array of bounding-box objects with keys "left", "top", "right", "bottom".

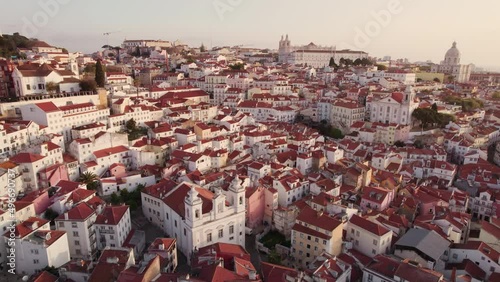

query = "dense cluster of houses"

[{"left": 0, "top": 37, "right": 500, "bottom": 282}]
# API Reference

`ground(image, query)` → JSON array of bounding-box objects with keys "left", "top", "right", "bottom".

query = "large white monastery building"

[{"left": 278, "top": 35, "right": 368, "bottom": 67}]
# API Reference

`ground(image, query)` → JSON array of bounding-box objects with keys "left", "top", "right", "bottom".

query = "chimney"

[
  {"left": 64, "top": 212, "right": 69, "bottom": 220},
  {"left": 248, "top": 270, "right": 257, "bottom": 280},
  {"left": 106, "top": 256, "right": 119, "bottom": 264}
]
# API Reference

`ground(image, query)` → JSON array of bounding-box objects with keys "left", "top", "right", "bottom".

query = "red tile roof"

[
  {"left": 93, "top": 145, "right": 129, "bottom": 158},
  {"left": 95, "top": 205, "right": 129, "bottom": 225},
  {"left": 4, "top": 217, "right": 49, "bottom": 239},
  {"left": 295, "top": 206, "right": 342, "bottom": 232},
  {"left": 29, "top": 270, "right": 58, "bottom": 282},
  {"left": 35, "top": 101, "right": 60, "bottom": 113},
  {"left": 56, "top": 202, "right": 95, "bottom": 221},
  {"left": 349, "top": 214, "right": 391, "bottom": 236},
  {"left": 10, "top": 152, "right": 44, "bottom": 163},
  {"left": 261, "top": 262, "right": 299, "bottom": 282}
]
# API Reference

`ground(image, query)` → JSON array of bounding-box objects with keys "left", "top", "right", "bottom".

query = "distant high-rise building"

[{"left": 431, "top": 42, "right": 472, "bottom": 83}]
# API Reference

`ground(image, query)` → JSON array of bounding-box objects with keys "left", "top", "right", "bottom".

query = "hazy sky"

[{"left": 1, "top": 0, "right": 499, "bottom": 70}]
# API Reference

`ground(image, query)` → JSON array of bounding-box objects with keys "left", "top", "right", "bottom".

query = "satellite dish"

[{"left": 22, "top": 276, "right": 29, "bottom": 281}]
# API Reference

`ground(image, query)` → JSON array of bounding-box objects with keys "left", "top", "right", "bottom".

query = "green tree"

[
  {"left": 416, "top": 78, "right": 423, "bottom": 83},
  {"left": 120, "top": 189, "right": 130, "bottom": 201},
  {"left": 330, "top": 127, "right": 344, "bottom": 139},
  {"left": 375, "top": 64, "right": 387, "bottom": 70},
  {"left": 360, "top": 58, "right": 372, "bottom": 66},
  {"left": 353, "top": 58, "right": 362, "bottom": 66},
  {"left": 329, "top": 57, "right": 335, "bottom": 67},
  {"left": 433, "top": 77, "right": 441, "bottom": 83},
  {"left": 414, "top": 139, "right": 424, "bottom": 149},
  {"left": 79, "top": 79, "right": 97, "bottom": 92},
  {"left": 110, "top": 193, "right": 121, "bottom": 205},
  {"left": 79, "top": 172, "right": 99, "bottom": 190},
  {"left": 492, "top": 92, "right": 500, "bottom": 100},
  {"left": 44, "top": 208, "right": 59, "bottom": 222},
  {"left": 394, "top": 140, "right": 406, "bottom": 147},
  {"left": 431, "top": 103, "right": 438, "bottom": 112},
  {"left": 229, "top": 63, "right": 245, "bottom": 70},
  {"left": 268, "top": 250, "right": 282, "bottom": 265},
  {"left": 42, "top": 266, "right": 59, "bottom": 277},
  {"left": 132, "top": 46, "right": 141, "bottom": 57},
  {"left": 200, "top": 43, "right": 206, "bottom": 52},
  {"left": 125, "top": 118, "right": 137, "bottom": 133},
  {"left": 447, "top": 75, "right": 455, "bottom": 84},
  {"left": 45, "top": 82, "right": 59, "bottom": 93},
  {"left": 95, "top": 59, "right": 105, "bottom": 87},
  {"left": 83, "top": 63, "right": 96, "bottom": 74}
]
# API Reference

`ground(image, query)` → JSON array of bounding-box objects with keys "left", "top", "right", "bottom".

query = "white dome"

[
  {"left": 444, "top": 42, "right": 461, "bottom": 65},
  {"left": 445, "top": 42, "right": 461, "bottom": 59}
]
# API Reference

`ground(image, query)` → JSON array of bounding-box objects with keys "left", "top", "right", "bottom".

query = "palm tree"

[{"left": 79, "top": 171, "right": 98, "bottom": 190}]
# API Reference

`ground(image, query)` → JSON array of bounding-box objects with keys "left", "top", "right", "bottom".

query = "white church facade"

[
  {"left": 278, "top": 35, "right": 368, "bottom": 68},
  {"left": 431, "top": 42, "right": 472, "bottom": 83},
  {"left": 366, "top": 86, "right": 419, "bottom": 125}
]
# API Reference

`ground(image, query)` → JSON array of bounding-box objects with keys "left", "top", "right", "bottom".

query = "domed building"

[{"left": 431, "top": 41, "right": 473, "bottom": 83}]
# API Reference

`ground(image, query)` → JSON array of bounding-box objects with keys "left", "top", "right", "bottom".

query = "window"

[
  {"left": 307, "top": 244, "right": 311, "bottom": 249},
  {"left": 207, "top": 233, "right": 212, "bottom": 242},
  {"left": 372, "top": 249, "right": 376, "bottom": 254},
  {"left": 315, "top": 238, "right": 319, "bottom": 243},
  {"left": 174, "top": 220, "right": 177, "bottom": 227},
  {"left": 452, "top": 254, "right": 458, "bottom": 259},
  {"left": 351, "top": 228, "right": 354, "bottom": 234},
  {"left": 33, "top": 259, "right": 39, "bottom": 264},
  {"left": 356, "top": 230, "right": 360, "bottom": 237},
  {"left": 75, "top": 240, "right": 80, "bottom": 246},
  {"left": 58, "top": 222, "right": 65, "bottom": 228},
  {"left": 73, "top": 231, "right": 79, "bottom": 237},
  {"left": 184, "top": 228, "right": 187, "bottom": 236},
  {"left": 323, "top": 240, "right": 327, "bottom": 245},
  {"left": 110, "top": 235, "right": 114, "bottom": 240},
  {"left": 218, "top": 229, "right": 223, "bottom": 238},
  {"left": 76, "top": 249, "right": 82, "bottom": 255},
  {"left": 26, "top": 84, "right": 31, "bottom": 90},
  {"left": 373, "top": 239, "right": 378, "bottom": 245},
  {"left": 72, "top": 222, "right": 77, "bottom": 228}
]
